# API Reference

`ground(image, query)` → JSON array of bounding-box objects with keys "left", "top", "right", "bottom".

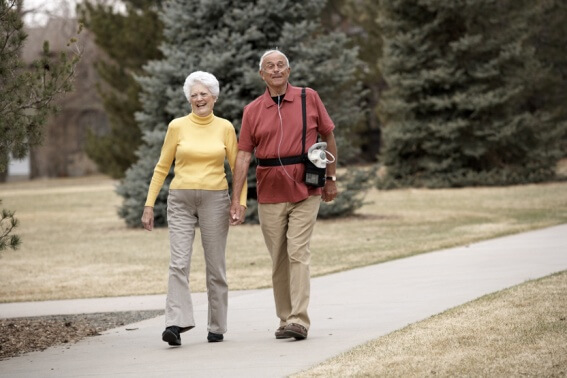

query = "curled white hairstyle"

[
  {"left": 183, "top": 71, "right": 220, "bottom": 102},
  {"left": 259, "top": 49, "right": 290, "bottom": 70}
]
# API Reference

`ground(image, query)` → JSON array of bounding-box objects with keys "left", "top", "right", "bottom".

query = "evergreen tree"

[
  {"left": 322, "top": 0, "right": 383, "bottom": 161},
  {"left": 377, "top": 0, "right": 564, "bottom": 188},
  {"left": 118, "top": 0, "right": 370, "bottom": 227},
  {"left": 0, "top": 0, "right": 81, "bottom": 251},
  {"left": 78, "top": 0, "right": 163, "bottom": 178},
  {"left": 531, "top": 0, "right": 567, "bottom": 156},
  {"left": 0, "top": 199, "right": 20, "bottom": 252},
  {"left": 0, "top": 0, "right": 81, "bottom": 173}
]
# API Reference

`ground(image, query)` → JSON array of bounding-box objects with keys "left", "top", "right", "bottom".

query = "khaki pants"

[
  {"left": 165, "top": 189, "right": 230, "bottom": 334},
  {"left": 258, "top": 195, "right": 320, "bottom": 330}
]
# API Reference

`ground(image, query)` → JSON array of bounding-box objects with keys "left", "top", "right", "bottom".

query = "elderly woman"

[{"left": 141, "top": 71, "right": 247, "bottom": 346}]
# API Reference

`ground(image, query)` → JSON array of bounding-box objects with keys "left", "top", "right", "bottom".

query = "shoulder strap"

[{"left": 301, "top": 87, "right": 306, "bottom": 157}]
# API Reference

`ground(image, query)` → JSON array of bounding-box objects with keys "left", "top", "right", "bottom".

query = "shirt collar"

[{"left": 262, "top": 84, "right": 298, "bottom": 108}]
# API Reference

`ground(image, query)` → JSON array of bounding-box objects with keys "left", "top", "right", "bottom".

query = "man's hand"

[
  {"left": 230, "top": 150, "right": 252, "bottom": 225},
  {"left": 321, "top": 180, "right": 337, "bottom": 202},
  {"left": 230, "top": 202, "right": 246, "bottom": 225},
  {"left": 320, "top": 132, "right": 338, "bottom": 203}
]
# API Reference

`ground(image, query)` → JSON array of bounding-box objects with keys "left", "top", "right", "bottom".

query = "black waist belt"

[{"left": 257, "top": 155, "right": 305, "bottom": 167}]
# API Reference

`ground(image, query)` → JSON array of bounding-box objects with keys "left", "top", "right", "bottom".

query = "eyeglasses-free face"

[{"left": 189, "top": 83, "right": 216, "bottom": 117}]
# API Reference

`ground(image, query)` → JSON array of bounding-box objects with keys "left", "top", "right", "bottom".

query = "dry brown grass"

[
  {"left": 0, "top": 175, "right": 566, "bottom": 302},
  {"left": 294, "top": 271, "right": 567, "bottom": 377},
  {"left": 1, "top": 175, "right": 566, "bottom": 374}
]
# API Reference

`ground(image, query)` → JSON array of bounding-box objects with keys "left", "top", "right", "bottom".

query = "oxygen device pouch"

[
  {"left": 303, "top": 142, "right": 330, "bottom": 187},
  {"left": 300, "top": 88, "right": 329, "bottom": 188},
  {"left": 304, "top": 156, "right": 327, "bottom": 187}
]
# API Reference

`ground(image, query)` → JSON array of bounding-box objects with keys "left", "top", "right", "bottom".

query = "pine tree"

[
  {"left": 0, "top": 0, "right": 81, "bottom": 251},
  {"left": 117, "top": 0, "right": 370, "bottom": 227},
  {"left": 531, "top": 0, "right": 567, "bottom": 156},
  {"left": 322, "top": 0, "right": 383, "bottom": 161},
  {"left": 377, "top": 0, "right": 564, "bottom": 188},
  {"left": 0, "top": 0, "right": 82, "bottom": 173},
  {"left": 78, "top": 0, "right": 163, "bottom": 178},
  {"left": 0, "top": 199, "right": 20, "bottom": 252}
]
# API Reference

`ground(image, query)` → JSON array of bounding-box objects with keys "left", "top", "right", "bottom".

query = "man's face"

[{"left": 260, "top": 52, "right": 291, "bottom": 89}]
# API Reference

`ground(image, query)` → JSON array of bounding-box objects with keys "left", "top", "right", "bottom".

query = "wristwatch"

[{"left": 326, "top": 175, "right": 336, "bottom": 182}]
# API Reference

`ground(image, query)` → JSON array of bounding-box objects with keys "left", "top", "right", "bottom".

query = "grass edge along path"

[{"left": 293, "top": 270, "right": 567, "bottom": 377}]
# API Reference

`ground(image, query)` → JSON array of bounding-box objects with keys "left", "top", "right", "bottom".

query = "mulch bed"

[{"left": 0, "top": 310, "right": 164, "bottom": 360}]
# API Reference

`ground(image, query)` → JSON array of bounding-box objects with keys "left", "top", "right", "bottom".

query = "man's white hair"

[
  {"left": 259, "top": 49, "right": 290, "bottom": 70},
  {"left": 183, "top": 71, "right": 220, "bottom": 102}
]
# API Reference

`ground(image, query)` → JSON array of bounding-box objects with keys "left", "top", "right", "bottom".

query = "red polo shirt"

[{"left": 239, "top": 84, "right": 335, "bottom": 204}]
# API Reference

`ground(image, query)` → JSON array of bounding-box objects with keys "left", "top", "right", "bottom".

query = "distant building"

[
  {"left": 7, "top": 155, "right": 29, "bottom": 181},
  {"left": 13, "top": 17, "right": 109, "bottom": 180}
]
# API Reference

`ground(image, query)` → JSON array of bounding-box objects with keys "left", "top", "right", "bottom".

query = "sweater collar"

[{"left": 189, "top": 112, "right": 214, "bottom": 125}]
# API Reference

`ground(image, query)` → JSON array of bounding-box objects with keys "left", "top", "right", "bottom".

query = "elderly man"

[{"left": 230, "top": 49, "right": 338, "bottom": 340}]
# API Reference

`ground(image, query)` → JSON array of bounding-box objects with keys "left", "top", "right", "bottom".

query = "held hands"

[
  {"left": 229, "top": 202, "right": 246, "bottom": 225},
  {"left": 141, "top": 206, "right": 155, "bottom": 231},
  {"left": 321, "top": 180, "right": 338, "bottom": 202}
]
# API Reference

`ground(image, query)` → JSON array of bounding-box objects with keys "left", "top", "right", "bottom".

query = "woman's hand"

[{"left": 141, "top": 206, "right": 155, "bottom": 231}]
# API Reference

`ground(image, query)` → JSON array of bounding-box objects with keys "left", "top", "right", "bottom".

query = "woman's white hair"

[
  {"left": 259, "top": 49, "right": 290, "bottom": 70},
  {"left": 183, "top": 71, "right": 220, "bottom": 102}
]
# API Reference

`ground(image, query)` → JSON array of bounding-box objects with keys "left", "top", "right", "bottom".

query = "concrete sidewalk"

[{"left": 1, "top": 224, "right": 566, "bottom": 377}]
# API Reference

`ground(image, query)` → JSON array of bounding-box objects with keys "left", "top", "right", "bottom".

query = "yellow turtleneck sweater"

[{"left": 145, "top": 112, "right": 247, "bottom": 207}]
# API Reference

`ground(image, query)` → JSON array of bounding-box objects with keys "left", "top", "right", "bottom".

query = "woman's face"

[{"left": 189, "top": 83, "right": 215, "bottom": 117}]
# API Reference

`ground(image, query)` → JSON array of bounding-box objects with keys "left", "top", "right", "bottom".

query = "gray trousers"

[{"left": 165, "top": 189, "right": 230, "bottom": 334}]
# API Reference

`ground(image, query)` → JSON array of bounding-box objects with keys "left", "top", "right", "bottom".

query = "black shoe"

[
  {"left": 162, "top": 326, "right": 181, "bottom": 346},
  {"left": 207, "top": 332, "right": 224, "bottom": 342}
]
